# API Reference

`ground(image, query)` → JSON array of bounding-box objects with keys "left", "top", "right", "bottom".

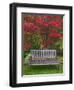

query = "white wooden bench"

[{"left": 29, "top": 50, "right": 60, "bottom": 66}]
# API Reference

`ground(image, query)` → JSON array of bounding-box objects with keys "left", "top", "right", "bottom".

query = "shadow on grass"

[{"left": 23, "top": 64, "right": 63, "bottom": 75}]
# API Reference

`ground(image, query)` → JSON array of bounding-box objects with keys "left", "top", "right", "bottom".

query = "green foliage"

[
  {"left": 55, "top": 39, "right": 63, "bottom": 50},
  {"left": 31, "top": 33, "right": 42, "bottom": 49},
  {"left": 24, "top": 53, "right": 31, "bottom": 64}
]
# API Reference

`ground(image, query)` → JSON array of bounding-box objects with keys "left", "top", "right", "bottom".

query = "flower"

[
  {"left": 32, "top": 25, "right": 40, "bottom": 32},
  {"left": 23, "top": 22, "right": 40, "bottom": 32},
  {"left": 49, "top": 32, "right": 62, "bottom": 39},
  {"left": 35, "top": 17, "right": 44, "bottom": 25},
  {"left": 49, "top": 21, "right": 62, "bottom": 29},
  {"left": 51, "top": 30, "right": 57, "bottom": 33},
  {"left": 24, "top": 43, "right": 32, "bottom": 51},
  {"left": 60, "top": 34, "right": 63, "bottom": 38},
  {"left": 47, "top": 40, "right": 54, "bottom": 45},
  {"left": 23, "top": 22, "right": 33, "bottom": 32},
  {"left": 43, "top": 22, "right": 49, "bottom": 27},
  {"left": 46, "top": 16, "right": 52, "bottom": 19},
  {"left": 43, "top": 15, "right": 52, "bottom": 20},
  {"left": 54, "top": 15, "right": 62, "bottom": 20}
]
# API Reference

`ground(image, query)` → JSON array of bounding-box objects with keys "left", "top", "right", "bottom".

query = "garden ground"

[{"left": 23, "top": 62, "right": 63, "bottom": 75}]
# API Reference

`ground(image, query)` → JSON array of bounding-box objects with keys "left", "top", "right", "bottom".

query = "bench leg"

[
  {"left": 58, "top": 64, "right": 63, "bottom": 72},
  {"left": 56, "top": 64, "right": 61, "bottom": 72},
  {"left": 56, "top": 65, "right": 59, "bottom": 72}
]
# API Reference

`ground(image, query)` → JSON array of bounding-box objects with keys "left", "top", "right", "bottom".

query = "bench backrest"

[{"left": 31, "top": 50, "right": 56, "bottom": 59}]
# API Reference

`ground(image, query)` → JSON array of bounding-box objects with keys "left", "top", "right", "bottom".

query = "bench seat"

[{"left": 29, "top": 60, "right": 60, "bottom": 66}]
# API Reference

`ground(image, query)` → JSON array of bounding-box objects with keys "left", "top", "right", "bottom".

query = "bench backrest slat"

[{"left": 31, "top": 50, "right": 56, "bottom": 59}]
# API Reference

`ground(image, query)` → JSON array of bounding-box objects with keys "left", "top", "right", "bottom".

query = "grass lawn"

[{"left": 23, "top": 64, "right": 63, "bottom": 75}]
